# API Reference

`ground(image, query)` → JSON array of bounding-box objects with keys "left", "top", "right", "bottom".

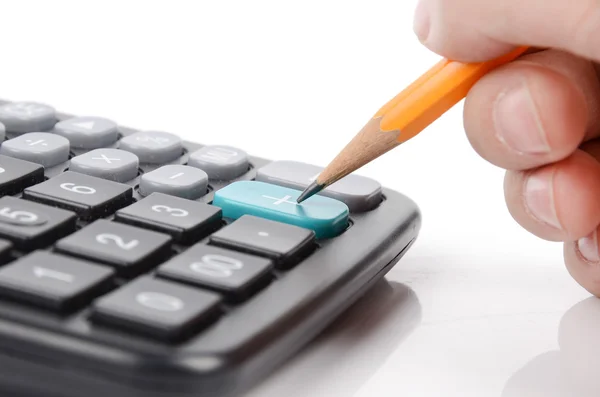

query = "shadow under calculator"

[
  {"left": 245, "top": 279, "right": 422, "bottom": 397},
  {"left": 502, "top": 296, "right": 600, "bottom": 397}
]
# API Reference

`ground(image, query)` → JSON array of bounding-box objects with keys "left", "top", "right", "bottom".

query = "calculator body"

[{"left": 0, "top": 102, "right": 421, "bottom": 397}]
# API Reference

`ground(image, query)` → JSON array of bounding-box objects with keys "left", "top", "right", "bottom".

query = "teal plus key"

[{"left": 212, "top": 181, "right": 349, "bottom": 239}]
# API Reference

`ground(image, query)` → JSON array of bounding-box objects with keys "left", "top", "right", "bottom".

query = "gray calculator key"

[
  {"left": 0, "top": 102, "right": 56, "bottom": 134},
  {"left": 255, "top": 160, "right": 382, "bottom": 212},
  {"left": 188, "top": 145, "right": 249, "bottom": 180},
  {"left": 139, "top": 165, "right": 208, "bottom": 199},
  {"left": 118, "top": 131, "right": 182, "bottom": 164},
  {"left": 53, "top": 116, "right": 119, "bottom": 149},
  {"left": 0, "top": 122, "right": 5, "bottom": 141},
  {"left": 0, "top": 132, "right": 70, "bottom": 167},
  {"left": 70, "top": 148, "right": 139, "bottom": 183}
]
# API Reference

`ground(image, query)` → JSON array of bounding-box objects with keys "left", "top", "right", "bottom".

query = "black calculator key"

[
  {"left": 0, "top": 197, "right": 76, "bottom": 250},
  {"left": 55, "top": 219, "right": 172, "bottom": 277},
  {"left": 0, "top": 155, "right": 44, "bottom": 197},
  {"left": 209, "top": 215, "right": 315, "bottom": 268},
  {"left": 23, "top": 171, "right": 132, "bottom": 221},
  {"left": 91, "top": 276, "right": 221, "bottom": 341},
  {"left": 157, "top": 244, "right": 272, "bottom": 300},
  {"left": 0, "top": 251, "right": 114, "bottom": 312},
  {"left": 115, "top": 193, "right": 222, "bottom": 243}
]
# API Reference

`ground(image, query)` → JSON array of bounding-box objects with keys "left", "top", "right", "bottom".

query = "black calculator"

[{"left": 0, "top": 100, "right": 421, "bottom": 397}]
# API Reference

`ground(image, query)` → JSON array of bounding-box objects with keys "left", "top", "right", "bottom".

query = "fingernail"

[
  {"left": 523, "top": 169, "right": 561, "bottom": 229},
  {"left": 578, "top": 229, "right": 600, "bottom": 263},
  {"left": 413, "top": 1, "right": 430, "bottom": 42},
  {"left": 493, "top": 83, "right": 550, "bottom": 154}
]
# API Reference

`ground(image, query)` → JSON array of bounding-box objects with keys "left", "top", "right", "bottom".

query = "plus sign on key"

[{"left": 212, "top": 181, "right": 349, "bottom": 239}]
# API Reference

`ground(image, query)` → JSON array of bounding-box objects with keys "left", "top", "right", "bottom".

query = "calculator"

[{"left": 0, "top": 100, "right": 421, "bottom": 397}]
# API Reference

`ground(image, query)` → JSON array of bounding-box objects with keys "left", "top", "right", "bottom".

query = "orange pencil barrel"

[{"left": 376, "top": 46, "right": 529, "bottom": 141}]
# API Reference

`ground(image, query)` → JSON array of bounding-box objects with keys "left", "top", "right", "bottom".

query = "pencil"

[{"left": 296, "top": 46, "right": 530, "bottom": 203}]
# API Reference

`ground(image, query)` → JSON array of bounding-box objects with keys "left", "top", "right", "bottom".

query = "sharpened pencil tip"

[{"left": 297, "top": 181, "right": 324, "bottom": 203}]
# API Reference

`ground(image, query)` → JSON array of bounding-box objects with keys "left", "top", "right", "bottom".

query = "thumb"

[{"left": 413, "top": 0, "right": 600, "bottom": 63}]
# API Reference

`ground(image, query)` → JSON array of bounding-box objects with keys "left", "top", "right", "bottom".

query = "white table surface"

[{"left": 1, "top": 1, "right": 596, "bottom": 396}]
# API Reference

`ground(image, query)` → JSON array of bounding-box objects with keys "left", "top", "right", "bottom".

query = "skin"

[{"left": 412, "top": 0, "right": 600, "bottom": 296}]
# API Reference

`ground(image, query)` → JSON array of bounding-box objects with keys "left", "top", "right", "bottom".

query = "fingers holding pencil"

[{"left": 463, "top": 49, "right": 599, "bottom": 171}]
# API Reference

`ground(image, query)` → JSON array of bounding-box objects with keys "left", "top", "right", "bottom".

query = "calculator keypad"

[
  {"left": 55, "top": 219, "right": 172, "bottom": 277},
  {"left": 0, "top": 102, "right": 56, "bottom": 134},
  {"left": 23, "top": 171, "right": 132, "bottom": 220},
  {"left": 0, "top": 251, "right": 114, "bottom": 312},
  {"left": 69, "top": 148, "right": 139, "bottom": 183},
  {"left": 157, "top": 244, "right": 273, "bottom": 300},
  {"left": 0, "top": 132, "right": 70, "bottom": 167},
  {"left": 139, "top": 165, "right": 208, "bottom": 199},
  {"left": 209, "top": 215, "right": 315, "bottom": 268},
  {"left": 188, "top": 145, "right": 249, "bottom": 180},
  {"left": 0, "top": 197, "right": 76, "bottom": 250},
  {"left": 118, "top": 131, "right": 183, "bottom": 164},
  {"left": 115, "top": 192, "right": 222, "bottom": 243},
  {"left": 0, "top": 100, "right": 392, "bottom": 348},
  {"left": 91, "top": 276, "right": 221, "bottom": 341},
  {"left": 53, "top": 116, "right": 119, "bottom": 149},
  {"left": 0, "top": 155, "right": 45, "bottom": 196}
]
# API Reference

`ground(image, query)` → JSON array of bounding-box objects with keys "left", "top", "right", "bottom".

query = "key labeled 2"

[{"left": 55, "top": 219, "right": 172, "bottom": 276}]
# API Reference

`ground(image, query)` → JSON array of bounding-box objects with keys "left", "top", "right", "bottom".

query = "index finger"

[{"left": 414, "top": 0, "right": 600, "bottom": 62}]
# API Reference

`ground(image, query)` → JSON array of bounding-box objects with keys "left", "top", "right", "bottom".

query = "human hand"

[{"left": 412, "top": 0, "right": 600, "bottom": 295}]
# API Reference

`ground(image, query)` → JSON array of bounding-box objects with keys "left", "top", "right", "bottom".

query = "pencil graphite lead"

[{"left": 296, "top": 181, "right": 324, "bottom": 203}]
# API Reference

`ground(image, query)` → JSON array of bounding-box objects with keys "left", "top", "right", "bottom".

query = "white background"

[{"left": 0, "top": 1, "right": 596, "bottom": 396}]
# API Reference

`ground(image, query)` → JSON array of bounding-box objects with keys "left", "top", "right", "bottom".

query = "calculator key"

[
  {"left": 188, "top": 145, "right": 249, "bottom": 180},
  {"left": 53, "top": 116, "right": 119, "bottom": 149},
  {"left": 212, "top": 180, "right": 349, "bottom": 239},
  {"left": 69, "top": 148, "right": 139, "bottom": 183},
  {"left": 0, "top": 155, "right": 44, "bottom": 196},
  {"left": 0, "top": 197, "right": 76, "bottom": 250},
  {"left": 157, "top": 244, "right": 272, "bottom": 300},
  {"left": 209, "top": 215, "right": 314, "bottom": 268},
  {"left": 118, "top": 131, "right": 183, "bottom": 164},
  {"left": 55, "top": 219, "right": 172, "bottom": 276},
  {"left": 0, "top": 132, "right": 70, "bottom": 167},
  {"left": 91, "top": 276, "right": 221, "bottom": 341},
  {"left": 115, "top": 192, "right": 222, "bottom": 243},
  {"left": 255, "top": 160, "right": 382, "bottom": 212},
  {"left": 0, "top": 102, "right": 56, "bottom": 134},
  {"left": 0, "top": 251, "right": 114, "bottom": 311},
  {"left": 139, "top": 165, "right": 208, "bottom": 199},
  {"left": 23, "top": 171, "right": 132, "bottom": 221},
  {"left": 0, "top": 122, "right": 5, "bottom": 141}
]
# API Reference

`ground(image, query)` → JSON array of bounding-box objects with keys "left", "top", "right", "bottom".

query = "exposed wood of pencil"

[{"left": 315, "top": 117, "right": 400, "bottom": 188}]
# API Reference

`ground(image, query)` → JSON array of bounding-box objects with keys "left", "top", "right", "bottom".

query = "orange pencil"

[{"left": 297, "top": 46, "right": 530, "bottom": 203}]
